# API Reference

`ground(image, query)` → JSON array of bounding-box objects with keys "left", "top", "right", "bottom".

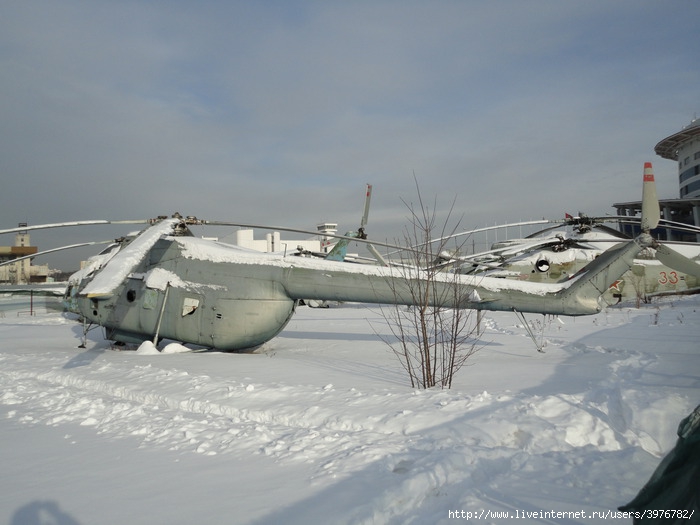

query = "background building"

[
  {"left": 614, "top": 117, "right": 700, "bottom": 242},
  {"left": 233, "top": 223, "right": 339, "bottom": 254},
  {"left": 0, "top": 225, "right": 50, "bottom": 284}
]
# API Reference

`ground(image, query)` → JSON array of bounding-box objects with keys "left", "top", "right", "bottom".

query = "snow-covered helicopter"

[
  {"left": 2, "top": 163, "right": 692, "bottom": 351},
  {"left": 443, "top": 185, "right": 700, "bottom": 303},
  {"left": 464, "top": 225, "right": 700, "bottom": 303}
]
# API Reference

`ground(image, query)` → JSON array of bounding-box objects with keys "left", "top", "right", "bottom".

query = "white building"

[
  {"left": 613, "top": 116, "right": 700, "bottom": 242},
  {"left": 655, "top": 116, "right": 700, "bottom": 198},
  {"left": 233, "top": 223, "right": 339, "bottom": 254}
]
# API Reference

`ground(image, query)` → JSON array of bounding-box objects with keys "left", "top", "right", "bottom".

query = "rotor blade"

[
  {"left": 367, "top": 243, "right": 388, "bottom": 266},
  {"left": 0, "top": 219, "right": 152, "bottom": 236},
  {"left": 525, "top": 215, "right": 700, "bottom": 238},
  {"left": 360, "top": 184, "right": 372, "bottom": 230},
  {"left": 599, "top": 216, "right": 700, "bottom": 235},
  {"left": 641, "top": 162, "right": 660, "bottom": 232},
  {"left": 654, "top": 243, "right": 700, "bottom": 279},
  {"left": 200, "top": 220, "right": 410, "bottom": 253},
  {"left": 79, "top": 219, "right": 180, "bottom": 297},
  {"left": 453, "top": 237, "right": 563, "bottom": 262},
  {"left": 0, "top": 241, "right": 115, "bottom": 268},
  {"left": 593, "top": 223, "right": 632, "bottom": 239},
  {"left": 524, "top": 216, "right": 627, "bottom": 238},
  {"left": 655, "top": 219, "right": 700, "bottom": 235},
  {"left": 432, "top": 219, "right": 554, "bottom": 245},
  {"left": 380, "top": 219, "right": 554, "bottom": 258},
  {"left": 524, "top": 223, "right": 570, "bottom": 238}
]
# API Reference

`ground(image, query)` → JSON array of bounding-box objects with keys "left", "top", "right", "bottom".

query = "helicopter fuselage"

[{"left": 71, "top": 230, "right": 631, "bottom": 350}]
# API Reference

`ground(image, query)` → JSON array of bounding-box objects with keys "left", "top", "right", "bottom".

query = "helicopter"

[
  {"left": 1, "top": 163, "right": 693, "bottom": 352},
  {"left": 474, "top": 231, "right": 700, "bottom": 303},
  {"left": 443, "top": 207, "right": 700, "bottom": 304}
]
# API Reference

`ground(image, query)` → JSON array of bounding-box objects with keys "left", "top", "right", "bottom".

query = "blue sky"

[{"left": 1, "top": 1, "right": 699, "bottom": 269}]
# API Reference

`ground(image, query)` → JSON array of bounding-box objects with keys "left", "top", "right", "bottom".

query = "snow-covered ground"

[{"left": 1, "top": 294, "right": 698, "bottom": 524}]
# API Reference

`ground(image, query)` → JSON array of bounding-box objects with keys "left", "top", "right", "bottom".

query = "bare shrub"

[{"left": 377, "top": 180, "right": 480, "bottom": 389}]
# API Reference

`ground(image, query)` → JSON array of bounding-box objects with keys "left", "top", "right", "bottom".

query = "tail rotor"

[{"left": 641, "top": 162, "right": 700, "bottom": 279}]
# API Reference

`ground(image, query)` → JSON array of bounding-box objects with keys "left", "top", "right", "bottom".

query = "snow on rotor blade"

[
  {"left": 80, "top": 219, "right": 180, "bottom": 298},
  {"left": 0, "top": 219, "right": 152, "bottom": 236}
]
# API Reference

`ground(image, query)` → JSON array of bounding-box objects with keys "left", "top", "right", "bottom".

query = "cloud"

[{"left": 1, "top": 1, "right": 698, "bottom": 270}]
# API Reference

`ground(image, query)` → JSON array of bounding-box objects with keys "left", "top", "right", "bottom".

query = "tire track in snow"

[
  {"left": 0, "top": 352, "right": 445, "bottom": 473},
  {"left": 0, "top": 333, "right": 688, "bottom": 505}
]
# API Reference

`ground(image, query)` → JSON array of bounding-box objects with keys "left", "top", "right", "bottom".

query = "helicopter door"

[
  {"left": 172, "top": 292, "right": 207, "bottom": 345},
  {"left": 182, "top": 297, "right": 200, "bottom": 317}
]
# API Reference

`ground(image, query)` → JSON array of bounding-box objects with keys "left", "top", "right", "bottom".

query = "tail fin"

[
  {"left": 557, "top": 163, "right": 657, "bottom": 312},
  {"left": 325, "top": 184, "right": 373, "bottom": 262},
  {"left": 325, "top": 237, "right": 352, "bottom": 261},
  {"left": 641, "top": 162, "right": 660, "bottom": 232}
]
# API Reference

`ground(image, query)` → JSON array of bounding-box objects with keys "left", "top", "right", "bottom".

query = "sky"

[{"left": 1, "top": 0, "right": 699, "bottom": 271}]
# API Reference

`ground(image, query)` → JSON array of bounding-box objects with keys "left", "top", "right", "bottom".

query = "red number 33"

[{"left": 659, "top": 271, "right": 679, "bottom": 285}]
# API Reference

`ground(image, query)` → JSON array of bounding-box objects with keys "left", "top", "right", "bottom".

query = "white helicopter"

[
  {"left": 1, "top": 163, "right": 691, "bottom": 352},
  {"left": 468, "top": 226, "right": 700, "bottom": 304},
  {"left": 441, "top": 187, "right": 700, "bottom": 303}
]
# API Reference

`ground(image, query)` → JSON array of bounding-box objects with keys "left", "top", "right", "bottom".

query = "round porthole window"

[
  {"left": 126, "top": 289, "right": 136, "bottom": 302},
  {"left": 535, "top": 259, "right": 550, "bottom": 273}
]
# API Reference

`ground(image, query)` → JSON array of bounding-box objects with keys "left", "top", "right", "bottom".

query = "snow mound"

[{"left": 135, "top": 340, "right": 159, "bottom": 354}]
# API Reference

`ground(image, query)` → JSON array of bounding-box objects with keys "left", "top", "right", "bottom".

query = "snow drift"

[{"left": 0, "top": 294, "right": 697, "bottom": 524}]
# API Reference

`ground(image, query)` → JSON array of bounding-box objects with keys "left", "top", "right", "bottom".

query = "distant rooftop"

[{"left": 654, "top": 117, "right": 700, "bottom": 160}]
